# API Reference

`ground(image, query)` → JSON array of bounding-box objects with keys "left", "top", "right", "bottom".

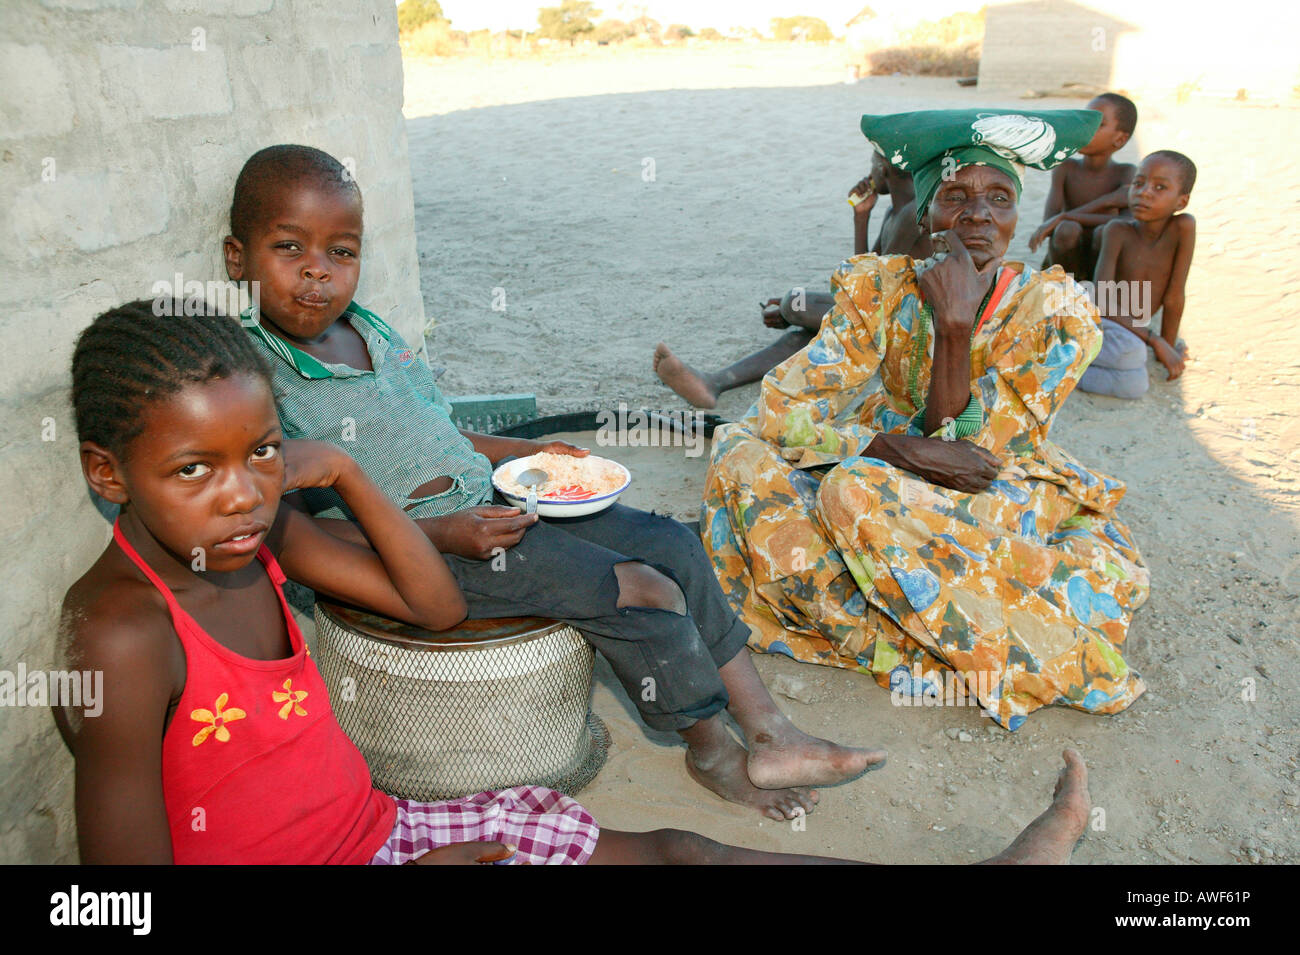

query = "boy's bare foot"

[
  {"left": 746, "top": 722, "right": 887, "bottom": 790},
  {"left": 981, "top": 749, "right": 1091, "bottom": 865},
  {"left": 653, "top": 342, "right": 719, "bottom": 409},
  {"left": 685, "top": 736, "right": 818, "bottom": 821}
]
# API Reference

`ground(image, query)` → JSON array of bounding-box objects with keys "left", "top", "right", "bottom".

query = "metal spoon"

[{"left": 515, "top": 468, "right": 549, "bottom": 516}]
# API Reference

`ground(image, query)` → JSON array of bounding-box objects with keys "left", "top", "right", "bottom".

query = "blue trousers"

[
  {"left": 1078, "top": 319, "right": 1149, "bottom": 399},
  {"left": 444, "top": 501, "right": 751, "bottom": 732}
]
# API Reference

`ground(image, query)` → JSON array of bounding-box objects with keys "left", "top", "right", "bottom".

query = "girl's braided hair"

[{"left": 71, "top": 299, "right": 271, "bottom": 459}]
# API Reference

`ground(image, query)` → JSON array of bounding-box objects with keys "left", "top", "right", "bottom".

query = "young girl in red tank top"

[
  {"left": 58, "top": 299, "right": 1087, "bottom": 865},
  {"left": 57, "top": 300, "right": 886, "bottom": 865}
]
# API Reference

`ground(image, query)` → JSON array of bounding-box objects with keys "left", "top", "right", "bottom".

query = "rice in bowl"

[{"left": 499, "top": 452, "right": 628, "bottom": 501}]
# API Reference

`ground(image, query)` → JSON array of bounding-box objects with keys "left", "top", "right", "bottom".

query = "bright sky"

[{"left": 434, "top": 0, "right": 982, "bottom": 34}]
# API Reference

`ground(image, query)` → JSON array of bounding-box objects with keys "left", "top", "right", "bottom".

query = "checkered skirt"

[{"left": 368, "top": 786, "right": 600, "bottom": 865}]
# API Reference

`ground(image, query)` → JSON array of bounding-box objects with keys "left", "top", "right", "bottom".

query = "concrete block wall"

[
  {"left": 980, "top": 0, "right": 1298, "bottom": 101},
  {"left": 979, "top": 0, "right": 1115, "bottom": 93},
  {"left": 0, "top": 0, "right": 424, "bottom": 863}
]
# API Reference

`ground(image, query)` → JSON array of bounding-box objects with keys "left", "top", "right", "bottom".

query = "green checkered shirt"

[{"left": 244, "top": 302, "right": 495, "bottom": 519}]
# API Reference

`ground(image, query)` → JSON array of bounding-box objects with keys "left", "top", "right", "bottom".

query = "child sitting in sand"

[
  {"left": 654, "top": 157, "right": 930, "bottom": 409},
  {"left": 55, "top": 302, "right": 1095, "bottom": 865},
  {"left": 849, "top": 151, "right": 932, "bottom": 259},
  {"left": 1029, "top": 93, "right": 1138, "bottom": 281},
  {"left": 220, "top": 144, "right": 880, "bottom": 822},
  {"left": 52, "top": 299, "right": 854, "bottom": 864},
  {"left": 1078, "top": 150, "right": 1197, "bottom": 398}
]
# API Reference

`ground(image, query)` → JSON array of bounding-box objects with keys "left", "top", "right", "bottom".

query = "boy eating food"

[{"left": 223, "top": 145, "right": 883, "bottom": 820}]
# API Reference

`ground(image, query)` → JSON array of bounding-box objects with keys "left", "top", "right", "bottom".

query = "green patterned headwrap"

[{"left": 859, "top": 109, "right": 1103, "bottom": 224}]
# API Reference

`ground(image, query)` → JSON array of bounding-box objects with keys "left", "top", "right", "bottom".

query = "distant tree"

[
  {"left": 397, "top": 0, "right": 449, "bottom": 34},
  {"left": 770, "top": 16, "right": 833, "bottom": 43},
  {"left": 593, "top": 18, "right": 635, "bottom": 43},
  {"left": 698, "top": 27, "right": 723, "bottom": 41},
  {"left": 664, "top": 24, "right": 695, "bottom": 41},
  {"left": 628, "top": 15, "right": 661, "bottom": 39},
  {"left": 538, "top": 1, "right": 601, "bottom": 44}
]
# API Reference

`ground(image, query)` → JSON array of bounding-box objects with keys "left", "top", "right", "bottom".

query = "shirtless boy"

[
  {"left": 1029, "top": 93, "right": 1137, "bottom": 281},
  {"left": 1078, "top": 150, "right": 1197, "bottom": 397},
  {"left": 654, "top": 158, "right": 930, "bottom": 409}
]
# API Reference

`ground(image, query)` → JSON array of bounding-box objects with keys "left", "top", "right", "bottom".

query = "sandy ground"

[{"left": 403, "top": 45, "right": 1300, "bottom": 863}]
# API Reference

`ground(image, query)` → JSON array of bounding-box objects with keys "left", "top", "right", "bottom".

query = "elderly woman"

[{"left": 702, "top": 109, "right": 1149, "bottom": 730}]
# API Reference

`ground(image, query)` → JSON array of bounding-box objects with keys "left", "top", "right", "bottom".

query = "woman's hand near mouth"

[
  {"left": 918, "top": 230, "right": 1000, "bottom": 338},
  {"left": 917, "top": 231, "right": 1003, "bottom": 436}
]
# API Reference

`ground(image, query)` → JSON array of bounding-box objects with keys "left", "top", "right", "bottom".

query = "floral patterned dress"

[{"left": 701, "top": 253, "right": 1149, "bottom": 729}]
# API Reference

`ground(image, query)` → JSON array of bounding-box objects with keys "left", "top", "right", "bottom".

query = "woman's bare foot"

[
  {"left": 981, "top": 749, "right": 1091, "bottom": 865},
  {"left": 653, "top": 342, "right": 720, "bottom": 409},
  {"left": 685, "top": 735, "right": 819, "bottom": 821},
  {"left": 745, "top": 721, "right": 887, "bottom": 790}
]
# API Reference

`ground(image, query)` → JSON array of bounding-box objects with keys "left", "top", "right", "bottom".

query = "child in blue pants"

[{"left": 224, "top": 144, "right": 885, "bottom": 820}]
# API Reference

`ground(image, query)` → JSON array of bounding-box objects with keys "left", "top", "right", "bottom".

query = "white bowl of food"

[{"left": 492, "top": 452, "right": 632, "bottom": 518}]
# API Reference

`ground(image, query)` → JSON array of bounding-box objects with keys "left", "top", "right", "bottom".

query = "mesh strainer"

[{"left": 315, "top": 601, "right": 608, "bottom": 801}]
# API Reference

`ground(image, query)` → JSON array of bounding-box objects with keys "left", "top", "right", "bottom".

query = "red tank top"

[{"left": 112, "top": 519, "right": 396, "bottom": 864}]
